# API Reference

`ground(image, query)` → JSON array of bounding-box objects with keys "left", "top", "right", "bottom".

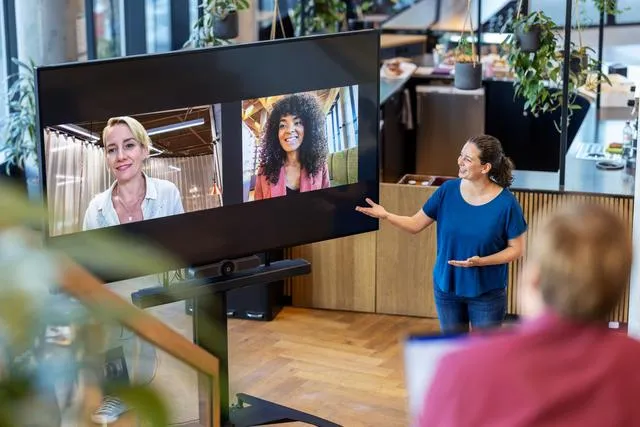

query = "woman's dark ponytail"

[
  {"left": 468, "top": 134, "right": 514, "bottom": 188},
  {"left": 492, "top": 153, "right": 514, "bottom": 188}
]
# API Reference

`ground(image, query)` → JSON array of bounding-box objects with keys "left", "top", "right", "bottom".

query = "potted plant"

[
  {"left": 0, "top": 58, "right": 40, "bottom": 198},
  {"left": 590, "top": 0, "right": 624, "bottom": 15},
  {"left": 561, "top": 45, "right": 590, "bottom": 76},
  {"left": 454, "top": 36, "right": 482, "bottom": 90},
  {"left": 502, "top": 10, "right": 560, "bottom": 117},
  {"left": 212, "top": 0, "right": 250, "bottom": 39},
  {"left": 184, "top": 0, "right": 250, "bottom": 48},
  {"left": 454, "top": 0, "right": 482, "bottom": 91},
  {"left": 506, "top": 9, "right": 555, "bottom": 54},
  {"left": 293, "top": 0, "right": 348, "bottom": 36},
  {"left": 568, "top": 0, "right": 612, "bottom": 85}
]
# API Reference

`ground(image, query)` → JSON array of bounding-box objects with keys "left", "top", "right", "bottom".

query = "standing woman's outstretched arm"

[{"left": 356, "top": 198, "right": 434, "bottom": 234}]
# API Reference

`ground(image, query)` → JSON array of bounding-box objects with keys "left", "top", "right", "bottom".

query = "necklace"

[{"left": 113, "top": 185, "right": 145, "bottom": 222}]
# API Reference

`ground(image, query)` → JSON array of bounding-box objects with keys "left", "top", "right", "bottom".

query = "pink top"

[
  {"left": 254, "top": 163, "right": 330, "bottom": 200},
  {"left": 418, "top": 311, "right": 640, "bottom": 427}
]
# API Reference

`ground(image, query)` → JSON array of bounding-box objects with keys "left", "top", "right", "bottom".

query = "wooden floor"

[
  {"left": 228, "top": 307, "right": 440, "bottom": 427},
  {"left": 70, "top": 298, "right": 440, "bottom": 426}
]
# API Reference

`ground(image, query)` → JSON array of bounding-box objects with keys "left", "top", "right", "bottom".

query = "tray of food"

[{"left": 381, "top": 58, "right": 418, "bottom": 80}]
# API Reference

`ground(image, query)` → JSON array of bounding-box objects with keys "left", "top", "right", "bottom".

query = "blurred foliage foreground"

[{"left": 0, "top": 179, "right": 181, "bottom": 426}]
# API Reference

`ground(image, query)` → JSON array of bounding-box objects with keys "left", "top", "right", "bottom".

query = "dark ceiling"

[{"left": 54, "top": 106, "right": 216, "bottom": 157}]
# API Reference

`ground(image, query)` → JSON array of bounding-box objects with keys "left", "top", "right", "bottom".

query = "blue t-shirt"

[{"left": 422, "top": 179, "right": 527, "bottom": 298}]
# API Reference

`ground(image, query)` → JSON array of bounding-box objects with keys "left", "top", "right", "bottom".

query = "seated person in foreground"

[{"left": 418, "top": 202, "right": 640, "bottom": 427}]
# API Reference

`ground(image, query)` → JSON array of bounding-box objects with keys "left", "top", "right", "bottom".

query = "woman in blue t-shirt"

[{"left": 356, "top": 135, "right": 527, "bottom": 333}]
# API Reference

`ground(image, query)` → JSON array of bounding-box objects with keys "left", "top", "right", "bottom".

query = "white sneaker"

[
  {"left": 91, "top": 396, "right": 129, "bottom": 424},
  {"left": 45, "top": 325, "right": 76, "bottom": 346}
]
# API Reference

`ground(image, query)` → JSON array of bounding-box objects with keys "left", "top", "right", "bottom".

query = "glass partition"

[{"left": 8, "top": 279, "right": 217, "bottom": 426}]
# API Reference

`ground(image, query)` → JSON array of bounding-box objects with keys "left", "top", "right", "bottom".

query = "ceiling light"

[
  {"left": 57, "top": 124, "right": 100, "bottom": 141},
  {"left": 147, "top": 118, "right": 205, "bottom": 136}
]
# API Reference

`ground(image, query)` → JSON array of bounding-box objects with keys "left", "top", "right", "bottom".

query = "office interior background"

[{"left": 2, "top": 0, "right": 640, "bottom": 426}]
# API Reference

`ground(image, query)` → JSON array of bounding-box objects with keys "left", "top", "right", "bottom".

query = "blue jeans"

[{"left": 434, "top": 286, "right": 507, "bottom": 334}]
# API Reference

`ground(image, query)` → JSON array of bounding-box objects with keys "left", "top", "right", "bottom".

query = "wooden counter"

[
  {"left": 380, "top": 34, "right": 427, "bottom": 49},
  {"left": 379, "top": 34, "right": 426, "bottom": 61},
  {"left": 288, "top": 183, "right": 633, "bottom": 323}
]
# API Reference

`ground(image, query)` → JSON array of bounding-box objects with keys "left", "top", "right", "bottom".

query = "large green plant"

[
  {"left": 0, "top": 179, "right": 179, "bottom": 426},
  {"left": 502, "top": 7, "right": 612, "bottom": 132},
  {"left": 184, "top": 0, "right": 250, "bottom": 48},
  {"left": 293, "top": 0, "right": 348, "bottom": 36},
  {"left": 0, "top": 58, "right": 37, "bottom": 174},
  {"left": 590, "top": 0, "right": 624, "bottom": 15},
  {"left": 503, "top": 11, "right": 560, "bottom": 117}
]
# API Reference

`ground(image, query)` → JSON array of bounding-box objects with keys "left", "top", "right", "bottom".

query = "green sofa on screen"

[{"left": 327, "top": 146, "right": 358, "bottom": 187}]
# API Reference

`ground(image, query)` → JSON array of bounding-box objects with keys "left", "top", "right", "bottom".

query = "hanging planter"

[
  {"left": 183, "top": 0, "right": 250, "bottom": 48},
  {"left": 507, "top": 4, "right": 549, "bottom": 54},
  {"left": 454, "top": 0, "right": 482, "bottom": 90},
  {"left": 515, "top": 24, "right": 541, "bottom": 53},
  {"left": 570, "top": 52, "right": 588, "bottom": 74},
  {"left": 455, "top": 62, "right": 482, "bottom": 90},
  {"left": 502, "top": 9, "right": 560, "bottom": 118},
  {"left": 214, "top": 11, "right": 239, "bottom": 39}
]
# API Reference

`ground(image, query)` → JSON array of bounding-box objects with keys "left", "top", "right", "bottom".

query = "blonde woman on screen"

[{"left": 82, "top": 116, "right": 184, "bottom": 231}]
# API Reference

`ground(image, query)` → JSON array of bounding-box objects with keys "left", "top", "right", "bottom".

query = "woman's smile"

[
  {"left": 278, "top": 114, "right": 304, "bottom": 153},
  {"left": 285, "top": 135, "right": 299, "bottom": 145}
]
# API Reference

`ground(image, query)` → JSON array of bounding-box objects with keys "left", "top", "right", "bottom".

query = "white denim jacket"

[{"left": 82, "top": 174, "right": 184, "bottom": 230}]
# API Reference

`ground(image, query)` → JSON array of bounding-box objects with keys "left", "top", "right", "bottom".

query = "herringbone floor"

[
  {"left": 74, "top": 277, "right": 440, "bottom": 426},
  {"left": 228, "top": 307, "right": 439, "bottom": 427}
]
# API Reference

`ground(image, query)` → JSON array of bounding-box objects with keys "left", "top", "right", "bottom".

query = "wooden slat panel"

[
  {"left": 375, "top": 183, "right": 438, "bottom": 317},
  {"left": 510, "top": 190, "right": 634, "bottom": 322},
  {"left": 289, "top": 232, "right": 377, "bottom": 312}
]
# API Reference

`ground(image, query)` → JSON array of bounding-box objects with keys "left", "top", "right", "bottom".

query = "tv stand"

[
  {"left": 230, "top": 393, "right": 340, "bottom": 426},
  {"left": 131, "top": 258, "right": 341, "bottom": 427}
]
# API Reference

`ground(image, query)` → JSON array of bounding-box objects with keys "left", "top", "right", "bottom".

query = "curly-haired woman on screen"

[{"left": 254, "top": 93, "right": 330, "bottom": 200}]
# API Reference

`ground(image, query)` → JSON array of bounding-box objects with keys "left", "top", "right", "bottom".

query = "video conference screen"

[{"left": 35, "top": 31, "right": 379, "bottom": 281}]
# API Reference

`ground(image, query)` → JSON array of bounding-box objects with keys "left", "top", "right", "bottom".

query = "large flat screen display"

[{"left": 35, "top": 30, "right": 380, "bottom": 281}]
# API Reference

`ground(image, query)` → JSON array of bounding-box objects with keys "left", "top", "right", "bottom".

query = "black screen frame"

[{"left": 35, "top": 30, "right": 381, "bottom": 283}]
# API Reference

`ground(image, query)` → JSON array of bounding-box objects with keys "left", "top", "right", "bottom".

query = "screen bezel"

[{"left": 34, "top": 30, "right": 381, "bottom": 283}]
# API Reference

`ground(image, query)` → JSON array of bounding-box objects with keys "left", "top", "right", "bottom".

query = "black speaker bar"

[{"left": 131, "top": 258, "right": 311, "bottom": 309}]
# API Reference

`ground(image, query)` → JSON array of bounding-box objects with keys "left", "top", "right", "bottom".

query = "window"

[
  {"left": 326, "top": 86, "right": 358, "bottom": 154},
  {"left": 93, "top": 0, "right": 123, "bottom": 58},
  {"left": 146, "top": 0, "right": 171, "bottom": 53},
  {"left": 616, "top": 0, "right": 640, "bottom": 24},
  {"left": 189, "top": 0, "right": 199, "bottom": 28}
]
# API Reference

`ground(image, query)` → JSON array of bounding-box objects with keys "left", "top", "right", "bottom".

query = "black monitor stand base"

[
  {"left": 229, "top": 393, "right": 340, "bottom": 427},
  {"left": 132, "top": 258, "right": 342, "bottom": 427}
]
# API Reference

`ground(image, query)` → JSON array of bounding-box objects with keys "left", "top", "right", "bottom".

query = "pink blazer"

[{"left": 254, "top": 163, "right": 330, "bottom": 200}]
